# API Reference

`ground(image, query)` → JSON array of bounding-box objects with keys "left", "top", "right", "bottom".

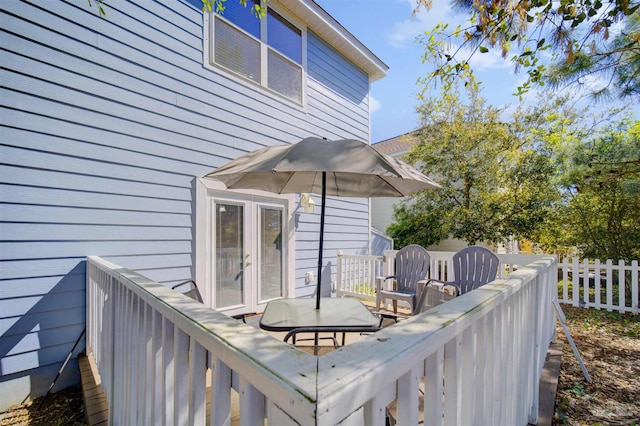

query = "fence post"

[
  {"left": 582, "top": 259, "right": 590, "bottom": 308},
  {"left": 632, "top": 260, "right": 639, "bottom": 314},
  {"left": 606, "top": 259, "right": 613, "bottom": 312},
  {"left": 561, "top": 258, "right": 569, "bottom": 302},
  {"left": 594, "top": 258, "right": 601, "bottom": 308},
  {"left": 571, "top": 258, "right": 580, "bottom": 307}
]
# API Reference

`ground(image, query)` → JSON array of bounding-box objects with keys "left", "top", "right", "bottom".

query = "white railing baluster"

[
  {"left": 239, "top": 377, "right": 264, "bottom": 426},
  {"left": 152, "top": 311, "right": 163, "bottom": 424},
  {"left": 396, "top": 366, "right": 420, "bottom": 425},
  {"left": 174, "top": 328, "right": 189, "bottom": 425},
  {"left": 460, "top": 325, "right": 476, "bottom": 426},
  {"left": 483, "top": 310, "right": 496, "bottom": 424},
  {"left": 211, "top": 357, "right": 231, "bottom": 426},
  {"left": 189, "top": 339, "right": 207, "bottom": 426},
  {"left": 423, "top": 347, "right": 444, "bottom": 426},
  {"left": 144, "top": 304, "right": 153, "bottom": 425},
  {"left": 444, "top": 334, "right": 462, "bottom": 426},
  {"left": 162, "top": 319, "right": 174, "bottom": 426},
  {"left": 134, "top": 297, "right": 144, "bottom": 425}
]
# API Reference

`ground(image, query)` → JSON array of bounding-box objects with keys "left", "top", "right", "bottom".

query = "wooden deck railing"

[
  {"left": 336, "top": 251, "right": 545, "bottom": 302},
  {"left": 336, "top": 251, "right": 639, "bottom": 314},
  {"left": 86, "top": 254, "right": 557, "bottom": 425}
]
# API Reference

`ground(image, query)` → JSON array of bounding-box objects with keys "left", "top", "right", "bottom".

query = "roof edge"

[{"left": 277, "top": 0, "right": 389, "bottom": 82}]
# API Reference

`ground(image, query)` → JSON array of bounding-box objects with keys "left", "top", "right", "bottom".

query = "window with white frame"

[{"left": 211, "top": 1, "right": 304, "bottom": 104}]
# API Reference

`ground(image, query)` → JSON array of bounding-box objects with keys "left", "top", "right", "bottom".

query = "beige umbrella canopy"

[{"left": 204, "top": 137, "right": 440, "bottom": 309}]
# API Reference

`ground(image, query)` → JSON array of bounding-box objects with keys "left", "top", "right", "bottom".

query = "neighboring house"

[
  {"left": 0, "top": 0, "right": 387, "bottom": 407},
  {"left": 372, "top": 132, "right": 474, "bottom": 253}
]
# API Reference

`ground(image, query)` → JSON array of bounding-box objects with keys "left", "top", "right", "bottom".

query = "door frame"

[{"left": 195, "top": 177, "right": 296, "bottom": 315}]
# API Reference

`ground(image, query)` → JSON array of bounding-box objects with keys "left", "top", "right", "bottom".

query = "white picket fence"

[
  {"left": 337, "top": 252, "right": 639, "bottom": 314},
  {"left": 86, "top": 254, "right": 557, "bottom": 425},
  {"left": 557, "top": 258, "right": 639, "bottom": 314}
]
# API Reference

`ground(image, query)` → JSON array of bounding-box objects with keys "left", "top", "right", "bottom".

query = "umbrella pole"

[{"left": 315, "top": 172, "right": 326, "bottom": 310}]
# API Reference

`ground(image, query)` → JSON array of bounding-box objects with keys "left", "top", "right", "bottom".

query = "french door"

[{"left": 210, "top": 195, "right": 286, "bottom": 315}]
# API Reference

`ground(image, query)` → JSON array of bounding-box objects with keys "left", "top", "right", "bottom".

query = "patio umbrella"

[{"left": 203, "top": 137, "right": 440, "bottom": 309}]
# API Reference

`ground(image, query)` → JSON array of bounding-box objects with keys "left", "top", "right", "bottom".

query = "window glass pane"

[
  {"left": 215, "top": 18, "right": 260, "bottom": 83},
  {"left": 218, "top": 0, "right": 260, "bottom": 38},
  {"left": 268, "top": 49, "right": 302, "bottom": 103},
  {"left": 215, "top": 203, "right": 244, "bottom": 309},
  {"left": 259, "top": 207, "right": 283, "bottom": 301},
  {"left": 267, "top": 9, "right": 302, "bottom": 64}
]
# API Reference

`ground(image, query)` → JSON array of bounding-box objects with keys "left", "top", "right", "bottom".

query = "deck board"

[{"left": 79, "top": 354, "right": 109, "bottom": 426}]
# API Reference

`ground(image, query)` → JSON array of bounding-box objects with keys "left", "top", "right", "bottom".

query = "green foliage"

[
  {"left": 551, "top": 115, "right": 640, "bottom": 261},
  {"left": 387, "top": 201, "right": 448, "bottom": 248},
  {"left": 389, "top": 84, "right": 557, "bottom": 246},
  {"left": 415, "top": 0, "right": 640, "bottom": 100},
  {"left": 86, "top": 0, "right": 106, "bottom": 17},
  {"left": 201, "top": 0, "right": 267, "bottom": 17},
  {"left": 86, "top": 0, "right": 268, "bottom": 18}
]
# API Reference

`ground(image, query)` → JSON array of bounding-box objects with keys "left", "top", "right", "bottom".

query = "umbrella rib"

[
  {"left": 376, "top": 176, "right": 407, "bottom": 197},
  {"left": 277, "top": 171, "right": 299, "bottom": 194}
]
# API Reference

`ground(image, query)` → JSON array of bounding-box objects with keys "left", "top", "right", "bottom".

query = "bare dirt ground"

[
  {"left": 1, "top": 305, "right": 637, "bottom": 425},
  {"left": 553, "top": 306, "right": 640, "bottom": 425},
  {"left": 0, "top": 385, "right": 84, "bottom": 426}
]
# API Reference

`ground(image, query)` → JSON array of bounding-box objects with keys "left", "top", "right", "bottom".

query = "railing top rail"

[{"left": 338, "top": 253, "right": 384, "bottom": 260}]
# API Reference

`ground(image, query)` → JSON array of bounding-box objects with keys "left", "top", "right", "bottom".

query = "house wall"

[
  {"left": 371, "top": 196, "right": 398, "bottom": 233},
  {"left": 0, "top": 0, "right": 373, "bottom": 407}
]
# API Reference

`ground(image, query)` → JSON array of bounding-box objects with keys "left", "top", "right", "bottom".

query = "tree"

[
  {"left": 545, "top": 116, "right": 640, "bottom": 261},
  {"left": 416, "top": 0, "right": 640, "bottom": 100},
  {"left": 388, "top": 84, "right": 556, "bottom": 247}
]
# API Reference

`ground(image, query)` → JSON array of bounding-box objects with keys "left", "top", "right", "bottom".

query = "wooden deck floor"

[{"left": 78, "top": 354, "right": 108, "bottom": 426}]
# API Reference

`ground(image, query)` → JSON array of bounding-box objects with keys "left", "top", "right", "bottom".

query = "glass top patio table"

[{"left": 259, "top": 298, "right": 380, "bottom": 339}]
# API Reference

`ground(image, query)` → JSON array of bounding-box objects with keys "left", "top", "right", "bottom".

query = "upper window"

[{"left": 211, "top": 1, "right": 304, "bottom": 104}]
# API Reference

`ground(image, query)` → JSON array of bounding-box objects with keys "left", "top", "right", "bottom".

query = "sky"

[
  {"left": 316, "top": 0, "right": 520, "bottom": 142},
  {"left": 315, "top": 0, "right": 635, "bottom": 143}
]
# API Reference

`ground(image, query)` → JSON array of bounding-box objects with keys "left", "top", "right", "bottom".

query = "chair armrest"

[
  {"left": 422, "top": 278, "right": 447, "bottom": 286},
  {"left": 424, "top": 279, "right": 460, "bottom": 296},
  {"left": 375, "top": 275, "right": 396, "bottom": 292},
  {"left": 371, "top": 311, "right": 411, "bottom": 327}
]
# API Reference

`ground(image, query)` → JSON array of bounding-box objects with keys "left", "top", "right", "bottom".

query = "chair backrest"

[
  {"left": 394, "top": 244, "right": 431, "bottom": 293},
  {"left": 451, "top": 246, "right": 500, "bottom": 294}
]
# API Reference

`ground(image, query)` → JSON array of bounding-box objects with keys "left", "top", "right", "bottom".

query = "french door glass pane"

[
  {"left": 259, "top": 207, "right": 283, "bottom": 301},
  {"left": 215, "top": 203, "right": 244, "bottom": 309}
]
